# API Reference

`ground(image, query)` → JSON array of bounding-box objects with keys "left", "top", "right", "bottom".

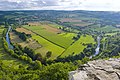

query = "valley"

[{"left": 0, "top": 10, "right": 120, "bottom": 80}]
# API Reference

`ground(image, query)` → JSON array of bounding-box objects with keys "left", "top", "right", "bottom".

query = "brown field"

[
  {"left": 10, "top": 32, "right": 23, "bottom": 43},
  {"left": 27, "top": 22, "right": 63, "bottom": 34},
  {"left": 39, "top": 24, "right": 63, "bottom": 34},
  {"left": 60, "top": 18, "right": 82, "bottom": 23},
  {"left": 10, "top": 32, "right": 41, "bottom": 50},
  {"left": 28, "top": 22, "right": 41, "bottom": 26},
  {"left": 16, "top": 28, "right": 34, "bottom": 35},
  {"left": 73, "top": 23, "right": 92, "bottom": 27}
]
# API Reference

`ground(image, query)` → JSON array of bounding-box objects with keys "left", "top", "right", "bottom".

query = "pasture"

[
  {"left": 23, "top": 23, "right": 76, "bottom": 48},
  {"left": 85, "top": 24, "right": 120, "bottom": 32},
  {"left": 13, "top": 27, "right": 65, "bottom": 59},
  {"left": 59, "top": 18, "right": 92, "bottom": 27},
  {"left": 61, "top": 35, "right": 95, "bottom": 57}
]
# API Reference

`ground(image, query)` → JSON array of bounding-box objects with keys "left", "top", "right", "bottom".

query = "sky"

[{"left": 0, "top": 0, "right": 120, "bottom": 11}]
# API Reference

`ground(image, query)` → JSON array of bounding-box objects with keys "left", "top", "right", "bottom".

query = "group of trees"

[
  {"left": 13, "top": 43, "right": 53, "bottom": 65},
  {"left": 0, "top": 60, "right": 77, "bottom": 80},
  {"left": 72, "top": 32, "right": 81, "bottom": 41},
  {"left": 98, "top": 33, "right": 120, "bottom": 58},
  {"left": 13, "top": 29, "right": 31, "bottom": 41}
]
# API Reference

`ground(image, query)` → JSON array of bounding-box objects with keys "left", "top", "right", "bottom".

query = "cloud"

[{"left": 0, "top": 0, "right": 120, "bottom": 11}]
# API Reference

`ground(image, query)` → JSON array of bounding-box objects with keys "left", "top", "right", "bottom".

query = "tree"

[
  {"left": 33, "top": 60, "right": 42, "bottom": 70},
  {"left": 82, "top": 57, "right": 90, "bottom": 64},
  {"left": 46, "top": 51, "right": 52, "bottom": 58},
  {"left": 34, "top": 53, "right": 43, "bottom": 61}
]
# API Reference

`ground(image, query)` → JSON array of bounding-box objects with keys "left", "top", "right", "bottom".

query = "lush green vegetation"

[
  {"left": 61, "top": 35, "right": 95, "bottom": 57},
  {"left": 23, "top": 24, "right": 76, "bottom": 49},
  {"left": 32, "top": 35, "right": 65, "bottom": 59},
  {"left": 85, "top": 25, "right": 120, "bottom": 32},
  {"left": 0, "top": 27, "right": 29, "bottom": 76}
]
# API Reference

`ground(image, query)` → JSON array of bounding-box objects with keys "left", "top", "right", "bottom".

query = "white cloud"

[{"left": 0, "top": 0, "right": 120, "bottom": 11}]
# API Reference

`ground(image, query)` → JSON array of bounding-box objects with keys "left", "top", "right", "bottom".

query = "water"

[
  {"left": 94, "top": 36, "right": 100, "bottom": 56},
  {"left": 90, "top": 36, "right": 101, "bottom": 59},
  {"left": 6, "top": 26, "right": 13, "bottom": 49}
]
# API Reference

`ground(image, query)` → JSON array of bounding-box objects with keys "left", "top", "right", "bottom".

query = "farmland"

[
  {"left": 23, "top": 23, "right": 76, "bottom": 49},
  {"left": 61, "top": 35, "right": 95, "bottom": 57},
  {"left": 59, "top": 18, "right": 92, "bottom": 27},
  {"left": 12, "top": 22, "right": 96, "bottom": 59},
  {"left": 10, "top": 27, "right": 65, "bottom": 59},
  {"left": 85, "top": 24, "right": 120, "bottom": 32},
  {"left": 10, "top": 32, "right": 41, "bottom": 50}
]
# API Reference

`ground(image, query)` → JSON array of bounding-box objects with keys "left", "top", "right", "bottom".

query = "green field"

[
  {"left": 63, "top": 22, "right": 92, "bottom": 27},
  {"left": 23, "top": 24, "right": 76, "bottom": 49},
  {"left": 86, "top": 25, "right": 120, "bottom": 32},
  {"left": 0, "top": 28, "right": 28, "bottom": 69},
  {"left": 32, "top": 35, "right": 65, "bottom": 59},
  {"left": 22, "top": 24, "right": 95, "bottom": 59},
  {"left": 13, "top": 27, "right": 67, "bottom": 59},
  {"left": 61, "top": 35, "right": 95, "bottom": 57},
  {"left": 105, "top": 32, "right": 118, "bottom": 36}
]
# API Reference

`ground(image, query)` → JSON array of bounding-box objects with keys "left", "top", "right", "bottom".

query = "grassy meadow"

[
  {"left": 85, "top": 25, "right": 120, "bottom": 32},
  {"left": 61, "top": 35, "right": 95, "bottom": 57},
  {"left": 23, "top": 24, "right": 76, "bottom": 49},
  {"left": 13, "top": 27, "right": 65, "bottom": 59}
]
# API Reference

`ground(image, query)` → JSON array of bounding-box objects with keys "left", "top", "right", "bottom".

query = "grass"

[
  {"left": 61, "top": 35, "right": 95, "bottom": 57},
  {"left": 86, "top": 25, "right": 120, "bottom": 32},
  {"left": 94, "top": 25, "right": 120, "bottom": 32},
  {"left": 47, "top": 23, "right": 63, "bottom": 28},
  {"left": 32, "top": 35, "right": 65, "bottom": 59},
  {"left": 10, "top": 32, "right": 41, "bottom": 50},
  {"left": 63, "top": 22, "right": 92, "bottom": 27},
  {"left": 0, "top": 28, "right": 28, "bottom": 69},
  {"left": 105, "top": 32, "right": 118, "bottom": 36},
  {"left": 23, "top": 24, "right": 76, "bottom": 49}
]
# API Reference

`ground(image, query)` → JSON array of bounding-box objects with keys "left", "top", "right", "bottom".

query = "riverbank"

[{"left": 6, "top": 26, "right": 13, "bottom": 49}]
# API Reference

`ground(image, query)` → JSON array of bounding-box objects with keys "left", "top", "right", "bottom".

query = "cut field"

[
  {"left": 61, "top": 35, "right": 95, "bottom": 57},
  {"left": 23, "top": 24, "right": 76, "bottom": 49},
  {"left": 60, "top": 18, "right": 82, "bottom": 23},
  {"left": 10, "top": 32, "right": 41, "bottom": 50},
  {"left": 0, "top": 28, "right": 28, "bottom": 70},
  {"left": 60, "top": 18, "right": 92, "bottom": 27},
  {"left": 16, "top": 27, "right": 35, "bottom": 35}
]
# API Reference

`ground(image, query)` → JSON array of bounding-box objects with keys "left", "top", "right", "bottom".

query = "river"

[
  {"left": 94, "top": 36, "right": 100, "bottom": 56},
  {"left": 6, "top": 26, "right": 13, "bottom": 49}
]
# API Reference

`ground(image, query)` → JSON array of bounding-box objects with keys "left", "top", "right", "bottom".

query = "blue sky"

[{"left": 0, "top": 0, "right": 120, "bottom": 11}]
